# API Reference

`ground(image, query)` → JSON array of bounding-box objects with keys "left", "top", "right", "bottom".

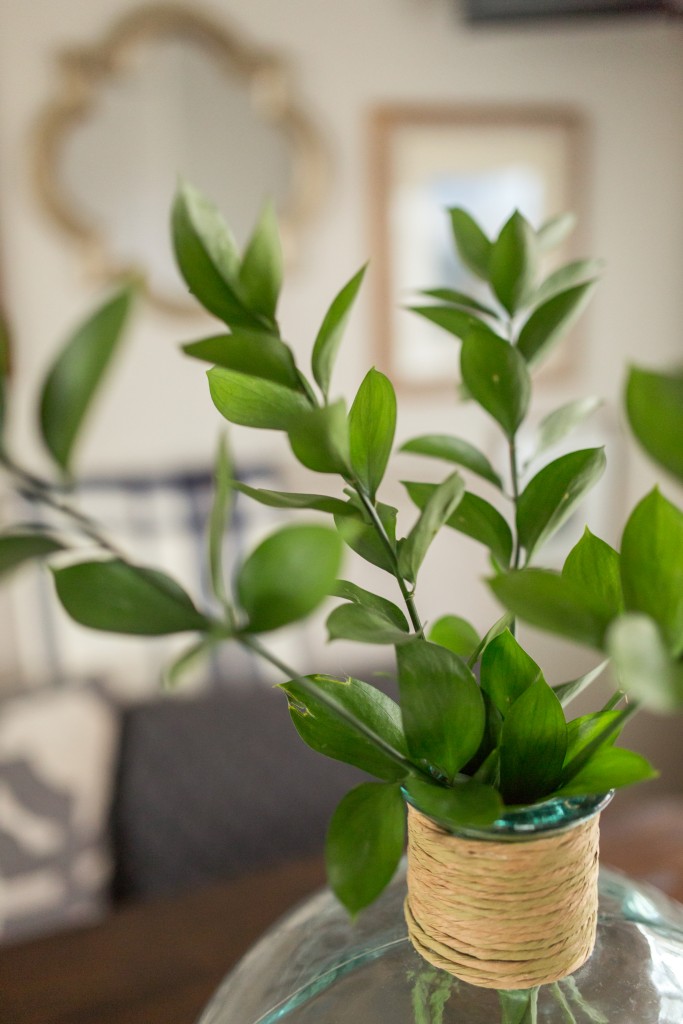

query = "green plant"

[{"left": 1, "top": 187, "right": 681, "bottom": 919}]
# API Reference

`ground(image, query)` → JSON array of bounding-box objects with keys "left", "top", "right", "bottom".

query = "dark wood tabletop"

[{"left": 0, "top": 797, "right": 680, "bottom": 1024}]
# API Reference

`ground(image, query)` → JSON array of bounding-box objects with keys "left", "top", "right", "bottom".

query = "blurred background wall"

[{"left": 0, "top": 1, "right": 680, "bottom": 782}]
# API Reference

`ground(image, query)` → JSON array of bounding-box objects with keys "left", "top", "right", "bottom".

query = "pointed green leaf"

[
  {"left": 562, "top": 528, "right": 623, "bottom": 622},
  {"left": 480, "top": 628, "right": 542, "bottom": 718},
  {"left": 404, "top": 481, "right": 513, "bottom": 568},
  {"left": 531, "top": 259, "right": 604, "bottom": 308},
  {"left": 607, "top": 613, "right": 683, "bottom": 713},
  {"left": 164, "top": 635, "right": 218, "bottom": 690},
  {"left": 288, "top": 400, "right": 351, "bottom": 474},
  {"left": 326, "top": 603, "right": 412, "bottom": 645},
  {"left": 620, "top": 489, "right": 683, "bottom": 656},
  {"left": 626, "top": 366, "right": 683, "bottom": 483},
  {"left": 561, "top": 709, "right": 626, "bottom": 784},
  {"left": 399, "top": 471, "right": 465, "bottom": 583},
  {"left": 172, "top": 182, "right": 261, "bottom": 328},
  {"left": 536, "top": 212, "right": 576, "bottom": 252},
  {"left": 326, "top": 782, "right": 405, "bottom": 915},
  {"left": 419, "top": 287, "right": 498, "bottom": 318},
  {"left": 183, "top": 331, "right": 302, "bottom": 390},
  {"left": 490, "top": 569, "right": 610, "bottom": 650},
  {"left": 468, "top": 611, "right": 515, "bottom": 667},
  {"left": 233, "top": 481, "right": 352, "bottom": 517},
  {"left": 489, "top": 211, "right": 537, "bottom": 315},
  {"left": 397, "top": 639, "right": 485, "bottom": 781},
  {"left": 349, "top": 369, "right": 396, "bottom": 499},
  {"left": 208, "top": 436, "right": 232, "bottom": 607},
  {"left": 499, "top": 677, "right": 567, "bottom": 803},
  {"left": 553, "top": 661, "right": 609, "bottom": 708},
  {"left": 208, "top": 366, "right": 311, "bottom": 430},
  {"left": 460, "top": 328, "right": 531, "bottom": 437},
  {"left": 237, "top": 524, "right": 343, "bottom": 633},
  {"left": 332, "top": 580, "right": 409, "bottom": 631},
  {"left": 400, "top": 433, "right": 502, "bottom": 488},
  {"left": 554, "top": 746, "right": 657, "bottom": 798},
  {"left": 516, "top": 448, "right": 606, "bottom": 558},
  {"left": 281, "top": 674, "right": 409, "bottom": 781},
  {"left": 0, "top": 533, "right": 64, "bottom": 577},
  {"left": 334, "top": 502, "right": 398, "bottom": 575},
  {"left": 528, "top": 397, "right": 602, "bottom": 463},
  {"left": 517, "top": 281, "right": 598, "bottom": 367},
  {"left": 39, "top": 288, "right": 133, "bottom": 473},
  {"left": 237, "top": 202, "right": 282, "bottom": 323},
  {"left": 52, "top": 559, "right": 210, "bottom": 634},
  {"left": 404, "top": 776, "right": 502, "bottom": 831},
  {"left": 448, "top": 208, "right": 492, "bottom": 280},
  {"left": 311, "top": 265, "right": 366, "bottom": 398},
  {"left": 427, "top": 615, "right": 479, "bottom": 659},
  {"left": 408, "top": 305, "right": 483, "bottom": 340}
]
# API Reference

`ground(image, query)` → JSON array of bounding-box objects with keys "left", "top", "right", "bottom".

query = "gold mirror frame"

[{"left": 31, "top": 3, "right": 329, "bottom": 315}]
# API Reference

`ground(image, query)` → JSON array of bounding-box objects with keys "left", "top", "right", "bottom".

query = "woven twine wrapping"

[{"left": 404, "top": 805, "right": 601, "bottom": 990}]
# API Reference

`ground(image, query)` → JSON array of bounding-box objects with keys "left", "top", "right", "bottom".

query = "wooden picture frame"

[{"left": 368, "top": 106, "right": 588, "bottom": 393}]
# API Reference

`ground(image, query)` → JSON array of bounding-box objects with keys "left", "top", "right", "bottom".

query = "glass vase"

[{"left": 198, "top": 795, "right": 683, "bottom": 1023}]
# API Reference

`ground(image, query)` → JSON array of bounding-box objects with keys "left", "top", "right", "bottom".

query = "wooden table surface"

[{"left": 0, "top": 798, "right": 680, "bottom": 1024}]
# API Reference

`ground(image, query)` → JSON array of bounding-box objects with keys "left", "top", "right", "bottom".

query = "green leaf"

[
  {"left": 281, "top": 674, "right": 409, "bottom": 781},
  {"left": 620, "top": 488, "right": 683, "bottom": 656},
  {"left": 490, "top": 569, "right": 609, "bottom": 650},
  {"left": 448, "top": 208, "right": 492, "bottom": 280},
  {"left": 535, "top": 211, "right": 576, "bottom": 251},
  {"left": 400, "top": 433, "right": 502, "bottom": 488},
  {"left": 332, "top": 579, "right": 409, "bottom": 631},
  {"left": 208, "top": 366, "right": 311, "bottom": 430},
  {"left": 326, "top": 603, "right": 412, "bottom": 645},
  {"left": 208, "top": 435, "right": 232, "bottom": 607},
  {"left": 404, "top": 776, "right": 502, "bottom": 831},
  {"left": 52, "top": 560, "right": 210, "bottom": 635},
  {"left": 531, "top": 259, "right": 604, "bottom": 308},
  {"left": 516, "top": 448, "right": 606, "bottom": 559},
  {"left": 311, "top": 265, "right": 366, "bottom": 398},
  {"left": 172, "top": 182, "right": 260, "bottom": 328},
  {"left": 527, "top": 397, "right": 602, "bottom": 463},
  {"left": 334, "top": 502, "right": 398, "bottom": 575},
  {"left": 553, "top": 746, "right": 658, "bottom": 798},
  {"left": 499, "top": 677, "right": 567, "bottom": 804},
  {"left": 288, "top": 400, "right": 351, "bottom": 474},
  {"left": 408, "top": 305, "right": 483, "bottom": 341},
  {"left": 626, "top": 366, "right": 683, "bottom": 483},
  {"left": 489, "top": 211, "right": 537, "bottom": 315},
  {"left": 39, "top": 288, "right": 133, "bottom": 474},
  {"left": 562, "top": 528, "right": 623, "bottom": 621},
  {"left": 397, "top": 639, "right": 485, "bottom": 781},
  {"left": 468, "top": 611, "right": 515, "bottom": 666},
  {"left": 233, "top": 481, "right": 352, "bottom": 517},
  {"left": 553, "top": 661, "right": 609, "bottom": 708},
  {"left": 428, "top": 615, "right": 479, "bottom": 659},
  {"left": 561, "top": 709, "right": 626, "bottom": 784},
  {"left": 460, "top": 328, "right": 531, "bottom": 437},
  {"left": 326, "top": 782, "right": 405, "bottom": 916},
  {"left": 419, "top": 287, "right": 498, "bottom": 319},
  {"left": 237, "top": 524, "right": 343, "bottom": 633},
  {"left": 164, "top": 635, "right": 218, "bottom": 690},
  {"left": 517, "top": 281, "right": 598, "bottom": 367},
  {"left": 398, "top": 472, "right": 465, "bottom": 583},
  {"left": 0, "top": 533, "right": 64, "bottom": 577},
  {"left": 0, "top": 309, "right": 11, "bottom": 442},
  {"left": 237, "top": 202, "right": 282, "bottom": 323},
  {"left": 182, "top": 331, "right": 302, "bottom": 390},
  {"left": 404, "top": 481, "right": 513, "bottom": 568},
  {"left": 480, "top": 628, "right": 542, "bottom": 718},
  {"left": 349, "top": 369, "right": 396, "bottom": 499},
  {"left": 607, "top": 614, "right": 683, "bottom": 713}
]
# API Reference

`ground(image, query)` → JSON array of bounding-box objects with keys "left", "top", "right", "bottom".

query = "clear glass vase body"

[{"left": 198, "top": 798, "right": 683, "bottom": 1024}]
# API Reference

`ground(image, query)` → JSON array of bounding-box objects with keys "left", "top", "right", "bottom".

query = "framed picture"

[{"left": 369, "top": 106, "right": 588, "bottom": 392}]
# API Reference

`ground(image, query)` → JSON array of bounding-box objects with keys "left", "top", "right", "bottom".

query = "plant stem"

[
  {"left": 353, "top": 484, "right": 424, "bottom": 635},
  {"left": 241, "top": 634, "right": 419, "bottom": 777},
  {"left": 508, "top": 436, "right": 522, "bottom": 571}
]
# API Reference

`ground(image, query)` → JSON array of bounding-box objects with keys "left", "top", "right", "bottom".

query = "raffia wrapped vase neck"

[{"left": 404, "top": 803, "right": 601, "bottom": 990}]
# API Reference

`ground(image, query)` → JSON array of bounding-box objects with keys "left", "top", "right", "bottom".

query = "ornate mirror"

[{"left": 32, "top": 4, "right": 328, "bottom": 314}]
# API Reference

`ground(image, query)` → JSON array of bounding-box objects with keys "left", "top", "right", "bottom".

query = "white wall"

[{"left": 0, "top": 1, "right": 681, "bottom": 776}]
